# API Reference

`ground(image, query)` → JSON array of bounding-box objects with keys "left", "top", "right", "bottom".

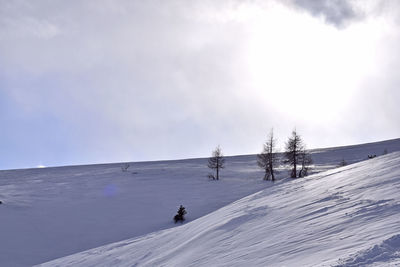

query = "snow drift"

[{"left": 38, "top": 151, "right": 400, "bottom": 266}]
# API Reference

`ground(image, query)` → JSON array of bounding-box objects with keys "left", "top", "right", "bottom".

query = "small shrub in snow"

[
  {"left": 174, "top": 205, "right": 187, "bottom": 223},
  {"left": 121, "top": 163, "right": 130, "bottom": 172},
  {"left": 339, "top": 158, "right": 347, "bottom": 167}
]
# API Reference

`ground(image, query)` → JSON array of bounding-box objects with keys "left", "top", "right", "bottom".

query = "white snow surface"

[
  {"left": 0, "top": 138, "right": 399, "bottom": 266},
  {"left": 39, "top": 150, "right": 400, "bottom": 267}
]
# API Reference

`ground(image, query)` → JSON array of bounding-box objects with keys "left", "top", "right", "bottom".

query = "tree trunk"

[
  {"left": 293, "top": 138, "right": 297, "bottom": 178},
  {"left": 216, "top": 158, "right": 219, "bottom": 180},
  {"left": 271, "top": 166, "right": 275, "bottom": 181}
]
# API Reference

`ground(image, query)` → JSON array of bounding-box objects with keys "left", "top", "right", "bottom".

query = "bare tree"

[
  {"left": 208, "top": 146, "right": 225, "bottom": 180},
  {"left": 121, "top": 163, "right": 130, "bottom": 172},
  {"left": 257, "top": 129, "right": 278, "bottom": 181},
  {"left": 284, "top": 129, "right": 305, "bottom": 178}
]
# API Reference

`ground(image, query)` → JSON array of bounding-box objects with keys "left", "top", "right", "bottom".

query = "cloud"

[
  {"left": 0, "top": 0, "right": 265, "bottom": 167},
  {"left": 287, "top": 0, "right": 362, "bottom": 28},
  {"left": 0, "top": 0, "right": 399, "bottom": 169}
]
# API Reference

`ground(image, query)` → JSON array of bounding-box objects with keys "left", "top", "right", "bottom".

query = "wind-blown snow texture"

[
  {"left": 0, "top": 138, "right": 399, "bottom": 266},
  {"left": 39, "top": 149, "right": 400, "bottom": 267}
]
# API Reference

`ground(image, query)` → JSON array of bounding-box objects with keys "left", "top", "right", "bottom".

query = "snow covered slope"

[
  {"left": 0, "top": 157, "right": 268, "bottom": 267},
  {"left": 39, "top": 152, "right": 400, "bottom": 267},
  {"left": 0, "top": 138, "right": 399, "bottom": 266}
]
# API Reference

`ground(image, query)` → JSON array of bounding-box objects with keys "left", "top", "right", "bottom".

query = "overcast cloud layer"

[{"left": 0, "top": 0, "right": 399, "bottom": 169}]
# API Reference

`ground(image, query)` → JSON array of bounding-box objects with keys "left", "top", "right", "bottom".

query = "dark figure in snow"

[{"left": 174, "top": 205, "right": 187, "bottom": 223}]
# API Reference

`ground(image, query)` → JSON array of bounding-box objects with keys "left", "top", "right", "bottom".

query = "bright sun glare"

[{"left": 233, "top": 2, "right": 383, "bottom": 123}]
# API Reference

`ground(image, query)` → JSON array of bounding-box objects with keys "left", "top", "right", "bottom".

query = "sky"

[{"left": 0, "top": 0, "right": 400, "bottom": 170}]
